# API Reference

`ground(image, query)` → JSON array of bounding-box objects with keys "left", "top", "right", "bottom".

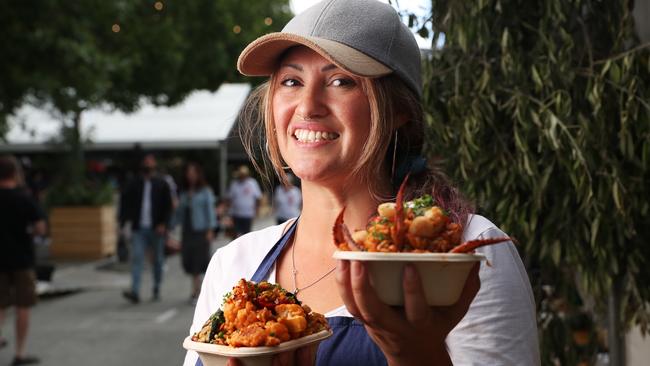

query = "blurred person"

[
  {"left": 225, "top": 165, "right": 261, "bottom": 237},
  {"left": 273, "top": 173, "right": 302, "bottom": 224},
  {"left": 0, "top": 155, "right": 46, "bottom": 366},
  {"left": 172, "top": 162, "right": 217, "bottom": 304},
  {"left": 119, "top": 153, "right": 173, "bottom": 303}
]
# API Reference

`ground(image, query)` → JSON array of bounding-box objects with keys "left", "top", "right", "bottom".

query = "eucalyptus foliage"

[{"left": 423, "top": 0, "right": 649, "bottom": 335}]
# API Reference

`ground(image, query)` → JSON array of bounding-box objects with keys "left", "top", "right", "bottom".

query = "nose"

[{"left": 295, "top": 82, "right": 327, "bottom": 120}]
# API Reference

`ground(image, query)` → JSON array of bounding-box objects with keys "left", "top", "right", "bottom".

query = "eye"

[
  {"left": 280, "top": 78, "right": 302, "bottom": 87},
  {"left": 330, "top": 77, "right": 356, "bottom": 87}
]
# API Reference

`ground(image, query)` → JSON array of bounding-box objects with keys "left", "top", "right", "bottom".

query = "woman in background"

[{"left": 173, "top": 162, "right": 217, "bottom": 304}]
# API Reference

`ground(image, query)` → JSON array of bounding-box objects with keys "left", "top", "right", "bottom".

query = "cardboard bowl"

[
  {"left": 332, "top": 251, "right": 485, "bottom": 306},
  {"left": 183, "top": 329, "right": 333, "bottom": 366}
]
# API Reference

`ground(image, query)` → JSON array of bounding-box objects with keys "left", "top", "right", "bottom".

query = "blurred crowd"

[{"left": 0, "top": 151, "right": 302, "bottom": 364}]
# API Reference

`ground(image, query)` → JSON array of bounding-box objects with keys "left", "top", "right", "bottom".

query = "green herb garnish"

[{"left": 408, "top": 194, "right": 435, "bottom": 216}]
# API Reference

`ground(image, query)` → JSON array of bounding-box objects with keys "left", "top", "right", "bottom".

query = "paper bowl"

[
  {"left": 332, "top": 251, "right": 485, "bottom": 306},
  {"left": 183, "top": 329, "right": 333, "bottom": 366}
]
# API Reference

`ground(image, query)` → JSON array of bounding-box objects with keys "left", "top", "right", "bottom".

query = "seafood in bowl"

[
  {"left": 332, "top": 177, "right": 513, "bottom": 305},
  {"left": 183, "top": 279, "right": 332, "bottom": 366},
  {"left": 333, "top": 177, "right": 512, "bottom": 253}
]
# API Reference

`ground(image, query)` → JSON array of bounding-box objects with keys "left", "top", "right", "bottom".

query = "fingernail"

[
  {"left": 404, "top": 264, "right": 417, "bottom": 281},
  {"left": 338, "top": 259, "right": 348, "bottom": 272},
  {"left": 352, "top": 261, "right": 364, "bottom": 277}
]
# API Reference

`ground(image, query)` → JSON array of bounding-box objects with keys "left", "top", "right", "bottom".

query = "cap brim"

[{"left": 237, "top": 33, "right": 392, "bottom": 78}]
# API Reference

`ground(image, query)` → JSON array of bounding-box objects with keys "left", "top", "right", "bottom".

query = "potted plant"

[{"left": 46, "top": 161, "right": 118, "bottom": 260}]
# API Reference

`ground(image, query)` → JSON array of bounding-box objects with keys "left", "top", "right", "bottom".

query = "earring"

[{"left": 391, "top": 129, "right": 398, "bottom": 179}]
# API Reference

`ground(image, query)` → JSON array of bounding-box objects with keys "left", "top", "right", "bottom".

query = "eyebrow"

[{"left": 279, "top": 63, "right": 338, "bottom": 72}]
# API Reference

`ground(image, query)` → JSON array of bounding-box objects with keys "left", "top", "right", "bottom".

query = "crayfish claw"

[
  {"left": 449, "top": 237, "right": 512, "bottom": 253},
  {"left": 392, "top": 173, "right": 410, "bottom": 251},
  {"left": 333, "top": 207, "right": 361, "bottom": 251}
]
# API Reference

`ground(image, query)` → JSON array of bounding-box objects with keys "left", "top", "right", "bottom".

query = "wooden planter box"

[{"left": 50, "top": 205, "right": 117, "bottom": 260}]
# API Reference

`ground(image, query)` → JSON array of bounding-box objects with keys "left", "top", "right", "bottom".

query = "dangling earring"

[{"left": 391, "top": 129, "right": 399, "bottom": 180}]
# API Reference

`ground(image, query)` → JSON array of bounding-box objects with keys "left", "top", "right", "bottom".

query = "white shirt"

[
  {"left": 273, "top": 185, "right": 302, "bottom": 219},
  {"left": 183, "top": 215, "right": 541, "bottom": 366},
  {"left": 139, "top": 179, "right": 152, "bottom": 228},
  {"left": 227, "top": 177, "right": 262, "bottom": 218}
]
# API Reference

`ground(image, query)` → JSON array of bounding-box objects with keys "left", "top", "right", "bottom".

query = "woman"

[
  {"left": 184, "top": 0, "right": 540, "bottom": 365},
  {"left": 173, "top": 162, "right": 217, "bottom": 303}
]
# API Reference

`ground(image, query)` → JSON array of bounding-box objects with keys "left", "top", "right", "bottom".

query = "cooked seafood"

[
  {"left": 191, "top": 279, "right": 329, "bottom": 347},
  {"left": 333, "top": 176, "right": 511, "bottom": 253}
]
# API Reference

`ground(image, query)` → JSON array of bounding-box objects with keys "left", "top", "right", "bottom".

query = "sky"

[{"left": 289, "top": 0, "right": 434, "bottom": 49}]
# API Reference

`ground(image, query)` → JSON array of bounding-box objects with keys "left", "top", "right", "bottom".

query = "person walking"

[
  {"left": 0, "top": 155, "right": 46, "bottom": 366},
  {"left": 226, "top": 165, "right": 261, "bottom": 237},
  {"left": 273, "top": 173, "right": 301, "bottom": 225},
  {"left": 172, "top": 162, "right": 217, "bottom": 304},
  {"left": 119, "top": 153, "right": 173, "bottom": 303}
]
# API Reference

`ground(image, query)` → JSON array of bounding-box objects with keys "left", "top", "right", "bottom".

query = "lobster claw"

[
  {"left": 449, "top": 237, "right": 513, "bottom": 253},
  {"left": 332, "top": 207, "right": 361, "bottom": 251},
  {"left": 391, "top": 173, "right": 410, "bottom": 251}
]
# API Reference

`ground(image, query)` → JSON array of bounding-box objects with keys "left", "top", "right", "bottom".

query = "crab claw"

[
  {"left": 333, "top": 207, "right": 361, "bottom": 251},
  {"left": 449, "top": 237, "right": 512, "bottom": 253},
  {"left": 391, "top": 173, "right": 410, "bottom": 251}
]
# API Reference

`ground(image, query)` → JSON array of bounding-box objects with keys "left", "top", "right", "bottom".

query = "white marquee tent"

[
  {"left": 2, "top": 83, "right": 251, "bottom": 150},
  {"left": 0, "top": 83, "right": 251, "bottom": 195}
]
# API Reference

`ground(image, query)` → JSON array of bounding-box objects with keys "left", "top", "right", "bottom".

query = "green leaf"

[
  {"left": 531, "top": 65, "right": 543, "bottom": 89},
  {"left": 500, "top": 27, "right": 509, "bottom": 50},
  {"left": 609, "top": 62, "right": 621, "bottom": 83}
]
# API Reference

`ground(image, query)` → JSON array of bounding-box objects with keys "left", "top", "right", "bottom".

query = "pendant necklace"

[{"left": 291, "top": 233, "right": 336, "bottom": 295}]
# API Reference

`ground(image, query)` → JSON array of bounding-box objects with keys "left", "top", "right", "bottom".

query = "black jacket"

[{"left": 119, "top": 175, "right": 172, "bottom": 230}]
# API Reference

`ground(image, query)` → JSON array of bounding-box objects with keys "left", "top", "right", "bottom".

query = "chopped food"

[
  {"left": 191, "top": 279, "right": 329, "bottom": 347},
  {"left": 333, "top": 177, "right": 512, "bottom": 253}
]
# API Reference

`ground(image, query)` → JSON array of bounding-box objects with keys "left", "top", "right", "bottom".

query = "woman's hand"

[
  {"left": 225, "top": 344, "right": 317, "bottom": 366},
  {"left": 336, "top": 260, "right": 480, "bottom": 366}
]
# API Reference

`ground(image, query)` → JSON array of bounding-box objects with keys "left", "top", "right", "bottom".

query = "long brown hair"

[
  {"left": 238, "top": 72, "right": 474, "bottom": 226},
  {"left": 181, "top": 162, "right": 208, "bottom": 191}
]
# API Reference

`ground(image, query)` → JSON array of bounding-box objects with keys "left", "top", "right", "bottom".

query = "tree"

[
  {"left": 421, "top": 0, "right": 649, "bottom": 364},
  {"left": 0, "top": 0, "right": 292, "bottom": 185}
]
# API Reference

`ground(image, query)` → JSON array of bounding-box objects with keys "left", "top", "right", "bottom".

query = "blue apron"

[{"left": 196, "top": 219, "right": 387, "bottom": 366}]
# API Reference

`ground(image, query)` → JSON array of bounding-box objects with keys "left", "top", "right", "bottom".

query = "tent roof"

[{"left": 1, "top": 83, "right": 251, "bottom": 152}]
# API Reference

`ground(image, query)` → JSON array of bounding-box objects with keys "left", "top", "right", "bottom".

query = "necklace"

[{"left": 290, "top": 234, "right": 336, "bottom": 295}]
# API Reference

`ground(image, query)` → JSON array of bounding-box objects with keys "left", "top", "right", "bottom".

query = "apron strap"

[{"left": 251, "top": 218, "right": 299, "bottom": 282}]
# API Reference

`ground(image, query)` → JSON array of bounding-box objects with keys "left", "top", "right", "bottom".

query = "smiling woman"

[
  {"left": 184, "top": 1, "right": 540, "bottom": 366},
  {"left": 271, "top": 48, "right": 372, "bottom": 185}
]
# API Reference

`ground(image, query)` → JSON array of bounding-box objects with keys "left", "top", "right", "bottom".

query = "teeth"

[{"left": 293, "top": 128, "right": 339, "bottom": 142}]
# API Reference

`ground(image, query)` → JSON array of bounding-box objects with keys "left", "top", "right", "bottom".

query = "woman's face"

[
  {"left": 271, "top": 47, "right": 371, "bottom": 184},
  {"left": 186, "top": 165, "right": 198, "bottom": 185}
]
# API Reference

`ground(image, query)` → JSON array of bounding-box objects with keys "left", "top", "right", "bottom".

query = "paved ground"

[{"left": 0, "top": 216, "right": 275, "bottom": 366}]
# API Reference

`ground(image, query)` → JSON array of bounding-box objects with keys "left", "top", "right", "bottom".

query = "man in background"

[
  {"left": 0, "top": 155, "right": 46, "bottom": 366},
  {"left": 273, "top": 173, "right": 301, "bottom": 225},
  {"left": 119, "top": 153, "right": 172, "bottom": 304},
  {"left": 226, "top": 165, "right": 261, "bottom": 237}
]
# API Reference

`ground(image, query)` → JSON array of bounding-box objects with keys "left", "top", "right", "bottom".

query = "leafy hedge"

[{"left": 422, "top": 0, "right": 649, "bottom": 363}]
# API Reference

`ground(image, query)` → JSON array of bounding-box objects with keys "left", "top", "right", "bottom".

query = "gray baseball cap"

[{"left": 237, "top": 0, "right": 422, "bottom": 97}]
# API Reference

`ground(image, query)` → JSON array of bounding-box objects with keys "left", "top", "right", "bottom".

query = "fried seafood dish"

[
  {"left": 191, "top": 279, "right": 329, "bottom": 347},
  {"left": 333, "top": 177, "right": 511, "bottom": 253}
]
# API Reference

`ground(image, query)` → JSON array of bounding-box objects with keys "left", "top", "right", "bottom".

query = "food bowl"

[
  {"left": 332, "top": 251, "right": 485, "bottom": 306},
  {"left": 183, "top": 329, "right": 333, "bottom": 366}
]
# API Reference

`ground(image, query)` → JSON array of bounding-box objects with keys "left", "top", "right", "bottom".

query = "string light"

[
  {"left": 112, "top": 24, "right": 121, "bottom": 33},
  {"left": 154, "top": 1, "right": 163, "bottom": 11},
  {"left": 264, "top": 17, "right": 273, "bottom": 25},
  {"left": 233, "top": 25, "right": 241, "bottom": 34}
]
